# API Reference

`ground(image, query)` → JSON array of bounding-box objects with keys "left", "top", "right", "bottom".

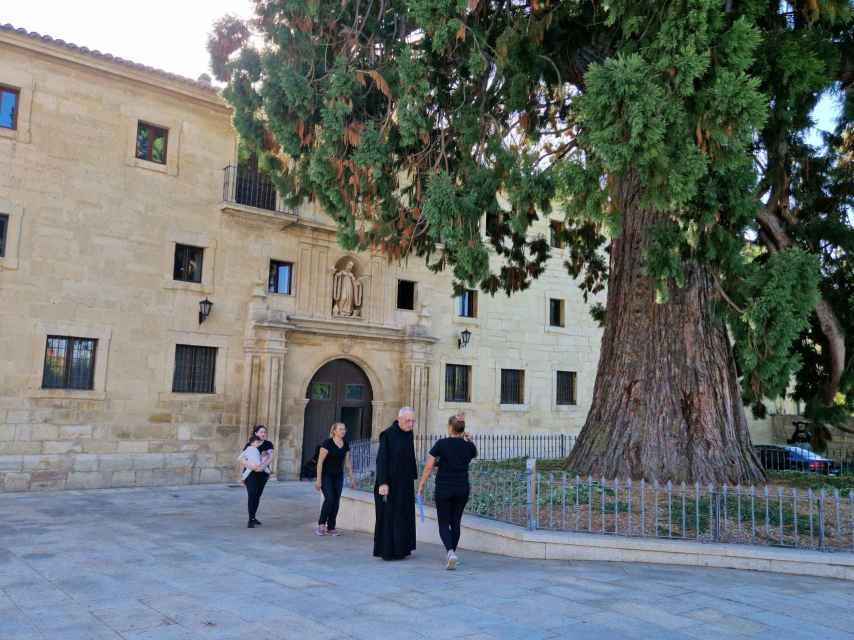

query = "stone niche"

[{"left": 330, "top": 255, "right": 368, "bottom": 319}]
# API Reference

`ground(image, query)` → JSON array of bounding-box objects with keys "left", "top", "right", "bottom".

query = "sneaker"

[
  {"left": 326, "top": 529, "right": 341, "bottom": 537},
  {"left": 314, "top": 526, "right": 326, "bottom": 536},
  {"left": 446, "top": 550, "right": 457, "bottom": 570},
  {"left": 251, "top": 518, "right": 262, "bottom": 526},
  {"left": 248, "top": 520, "right": 255, "bottom": 529}
]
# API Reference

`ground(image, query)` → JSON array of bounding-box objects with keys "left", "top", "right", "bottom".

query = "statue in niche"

[{"left": 332, "top": 260, "right": 364, "bottom": 318}]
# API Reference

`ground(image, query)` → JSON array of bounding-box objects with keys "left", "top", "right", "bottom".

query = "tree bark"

[{"left": 567, "top": 173, "right": 766, "bottom": 484}]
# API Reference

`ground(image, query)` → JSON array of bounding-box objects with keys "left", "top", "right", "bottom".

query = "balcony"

[{"left": 220, "top": 165, "right": 299, "bottom": 227}]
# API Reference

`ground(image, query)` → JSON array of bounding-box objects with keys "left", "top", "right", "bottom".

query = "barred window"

[
  {"left": 0, "top": 213, "right": 8, "bottom": 257},
  {"left": 397, "top": 280, "right": 416, "bottom": 310},
  {"left": 172, "top": 345, "right": 217, "bottom": 393},
  {"left": 500, "top": 369, "right": 525, "bottom": 405},
  {"left": 445, "top": 364, "right": 471, "bottom": 403},
  {"left": 549, "top": 298, "right": 565, "bottom": 327},
  {"left": 550, "top": 220, "right": 565, "bottom": 249},
  {"left": 42, "top": 336, "right": 97, "bottom": 390},
  {"left": 173, "top": 244, "right": 203, "bottom": 283},
  {"left": 456, "top": 290, "right": 477, "bottom": 318},
  {"left": 556, "top": 370, "right": 577, "bottom": 405},
  {"left": 268, "top": 260, "right": 293, "bottom": 294},
  {"left": 135, "top": 121, "right": 168, "bottom": 164}
]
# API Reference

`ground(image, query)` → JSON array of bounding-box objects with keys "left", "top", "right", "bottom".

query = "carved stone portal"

[{"left": 332, "top": 260, "right": 364, "bottom": 318}]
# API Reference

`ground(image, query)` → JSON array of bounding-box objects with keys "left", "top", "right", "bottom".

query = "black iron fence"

[{"left": 222, "top": 165, "right": 283, "bottom": 212}]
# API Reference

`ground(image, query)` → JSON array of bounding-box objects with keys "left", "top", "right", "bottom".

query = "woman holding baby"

[{"left": 238, "top": 425, "right": 274, "bottom": 528}]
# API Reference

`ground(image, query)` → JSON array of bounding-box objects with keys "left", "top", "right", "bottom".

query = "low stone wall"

[{"left": 337, "top": 489, "right": 854, "bottom": 581}]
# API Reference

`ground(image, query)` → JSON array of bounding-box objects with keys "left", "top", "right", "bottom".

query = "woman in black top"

[
  {"left": 315, "top": 422, "right": 354, "bottom": 536},
  {"left": 417, "top": 415, "right": 477, "bottom": 569},
  {"left": 240, "top": 425, "right": 274, "bottom": 528}
]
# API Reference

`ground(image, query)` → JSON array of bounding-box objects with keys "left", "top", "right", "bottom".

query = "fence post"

[{"left": 526, "top": 457, "right": 537, "bottom": 531}]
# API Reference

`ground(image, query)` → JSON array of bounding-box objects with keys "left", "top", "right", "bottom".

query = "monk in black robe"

[{"left": 373, "top": 407, "right": 418, "bottom": 560}]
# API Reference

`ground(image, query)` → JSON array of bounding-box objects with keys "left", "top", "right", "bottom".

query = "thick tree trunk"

[{"left": 567, "top": 174, "right": 765, "bottom": 484}]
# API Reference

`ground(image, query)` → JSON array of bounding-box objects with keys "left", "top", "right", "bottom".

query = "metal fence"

[
  {"left": 349, "top": 434, "right": 854, "bottom": 552},
  {"left": 222, "top": 165, "right": 285, "bottom": 213},
  {"left": 350, "top": 433, "right": 575, "bottom": 475}
]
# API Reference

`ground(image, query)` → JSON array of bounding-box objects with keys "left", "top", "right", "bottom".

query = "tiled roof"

[{"left": 0, "top": 23, "right": 218, "bottom": 94}]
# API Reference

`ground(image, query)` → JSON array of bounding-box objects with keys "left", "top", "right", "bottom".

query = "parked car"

[{"left": 754, "top": 444, "right": 841, "bottom": 476}]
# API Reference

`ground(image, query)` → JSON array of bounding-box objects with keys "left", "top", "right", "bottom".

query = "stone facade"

[{"left": 0, "top": 27, "right": 782, "bottom": 492}]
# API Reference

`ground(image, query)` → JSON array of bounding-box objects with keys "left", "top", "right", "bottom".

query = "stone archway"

[{"left": 301, "top": 359, "right": 373, "bottom": 474}]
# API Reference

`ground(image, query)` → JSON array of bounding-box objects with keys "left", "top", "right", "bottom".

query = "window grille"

[
  {"left": 42, "top": 336, "right": 97, "bottom": 390},
  {"left": 172, "top": 345, "right": 217, "bottom": 393},
  {"left": 445, "top": 365, "right": 471, "bottom": 402},
  {"left": 500, "top": 369, "right": 525, "bottom": 404},
  {"left": 556, "top": 370, "right": 577, "bottom": 405},
  {"left": 173, "top": 244, "right": 204, "bottom": 283}
]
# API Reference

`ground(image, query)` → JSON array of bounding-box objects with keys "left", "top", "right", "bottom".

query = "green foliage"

[{"left": 210, "top": 0, "right": 853, "bottom": 430}]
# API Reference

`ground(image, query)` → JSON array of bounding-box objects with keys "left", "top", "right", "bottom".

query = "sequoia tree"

[{"left": 210, "top": 0, "right": 853, "bottom": 483}]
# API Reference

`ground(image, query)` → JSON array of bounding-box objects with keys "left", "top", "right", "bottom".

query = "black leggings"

[
  {"left": 318, "top": 473, "right": 344, "bottom": 530},
  {"left": 245, "top": 471, "right": 269, "bottom": 520},
  {"left": 435, "top": 489, "right": 469, "bottom": 552}
]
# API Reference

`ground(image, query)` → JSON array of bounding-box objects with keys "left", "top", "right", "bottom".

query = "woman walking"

[
  {"left": 417, "top": 416, "right": 477, "bottom": 569},
  {"left": 240, "top": 425, "right": 274, "bottom": 528},
  {"left": 315, "top": 422, "right": 355, "bottom": 536}
]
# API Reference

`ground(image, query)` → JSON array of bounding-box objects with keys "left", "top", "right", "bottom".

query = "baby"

[{"left": 239, "top": 436, "right": 272, "bottom": 481}]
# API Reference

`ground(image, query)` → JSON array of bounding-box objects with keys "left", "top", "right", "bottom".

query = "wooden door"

[{"left": 302, "top": 359, "right": 373, "bottom": 472}]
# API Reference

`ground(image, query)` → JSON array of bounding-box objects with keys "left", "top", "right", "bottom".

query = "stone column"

[
  {"left": 241, "top": 283, "right": 288, "bottom": 476},
  {"left": 403, "top": 303, "right": 437, "bottom": 436}
]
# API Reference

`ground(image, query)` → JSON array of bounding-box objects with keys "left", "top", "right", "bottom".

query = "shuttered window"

[
  {"left": 172, "top": 345, "right": 217, "bottom": 393},
  {"left": 456, "top": 290, "right": 477, "bottom": 318}
]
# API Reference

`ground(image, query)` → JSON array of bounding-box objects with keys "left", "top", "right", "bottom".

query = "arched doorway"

[{"left": 302, "top": 359, "right": 373, "bottom": 473}]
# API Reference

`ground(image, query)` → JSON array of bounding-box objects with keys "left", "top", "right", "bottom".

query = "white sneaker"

[{"left": 446, "top": 550, "right": 458, "bottom": 570}]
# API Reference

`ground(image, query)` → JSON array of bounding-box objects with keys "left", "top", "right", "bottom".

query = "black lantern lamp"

[
  {"left": 198, "top": 298, "right": 213, "bottom": 325},
  {"left": 787, "top": 419, "right": 812, "bottom": 448},
  {"left": 458, "top": 328, "right": 472, "bottom": 349}
]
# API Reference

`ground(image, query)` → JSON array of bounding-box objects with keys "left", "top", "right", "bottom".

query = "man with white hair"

[{"left": 373, "top": 406, "right": 418, "bottom": 560}]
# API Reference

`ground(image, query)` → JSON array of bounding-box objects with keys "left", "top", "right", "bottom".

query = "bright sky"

[
  {"left": 3, "top": 1, "right": 843, "bottom": 136},
  {"left": 3, "top": 0, "right": 254, "bottom": 82}
]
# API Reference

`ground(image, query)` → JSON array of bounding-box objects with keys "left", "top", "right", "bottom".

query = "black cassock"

[{"left": 373, "top": 421, "right": 417, "bottom": 560}]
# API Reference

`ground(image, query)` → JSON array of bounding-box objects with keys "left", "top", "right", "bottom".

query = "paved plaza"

[{"left": 1, "top": 482, "right": 854, "bottom": 640}]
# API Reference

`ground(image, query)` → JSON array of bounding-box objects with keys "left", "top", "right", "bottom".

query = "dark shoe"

[
  {"left": 247, "top": 520, "right": 255, "bottom": 528},
  {"left": 251, "top": 518, "right": 262, "bottom": 526}
]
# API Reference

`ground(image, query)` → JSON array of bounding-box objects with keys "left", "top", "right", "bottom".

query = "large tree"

[{"left": 210, "top": 0, "right": 853, "bottom": 482}]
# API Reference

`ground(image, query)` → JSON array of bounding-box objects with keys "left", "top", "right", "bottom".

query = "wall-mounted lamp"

[
  {"left": 458, "top": 328, "right": 472, "bottom": 349},
  {"left": 199, "top": 298, "right": 213, "bottom": 325}
]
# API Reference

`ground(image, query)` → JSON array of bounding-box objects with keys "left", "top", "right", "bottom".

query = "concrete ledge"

[{"left": 338, "top": 489, "right": 854, "bottom": 581}]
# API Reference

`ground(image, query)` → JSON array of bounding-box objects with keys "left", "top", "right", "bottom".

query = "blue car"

[{"left": 754, "top": 445, "right": 841, "bottom": 476}]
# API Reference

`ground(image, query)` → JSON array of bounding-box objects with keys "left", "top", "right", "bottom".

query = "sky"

[
  {"left": 3, "top": 1, "right": 844, "bottom": 136},
  {"left": 3, "top": 0, "right": 254, "bottom": 82}
]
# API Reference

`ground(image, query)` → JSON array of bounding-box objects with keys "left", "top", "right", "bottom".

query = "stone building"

[{"left": 0, "top": 25, "right": 606, "bottom": 491}]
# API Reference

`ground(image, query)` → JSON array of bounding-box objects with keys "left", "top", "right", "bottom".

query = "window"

[
  {"left": 42, "top": 336, "right": 97, "bottom": 390},
  {"left": 549, "top": 298, "right": 565, "bottom": 328},
  {"left": 550, "top": 220, "right": 565, "bottom": 249},
  {"left": 0, "top": 213, "right": 8, "bottom": 257},
  {"left": 173, "top": 244, "right": 203, "bottom": 283},
  {"left": 456, "top": 290, "right": 478, "bottom": 318},
  {"left": 500, "top": 369, "right": 525, "bottom": 405},
  {"left": 135, "top": 121, "right": 168, "bottom": 164},
  {"left": 0, "top": 86, "right": 19, "bottom": 130},
  {"left": 268, "top": 260, "right": 293, "bottom": 295},
  {"left": 344, "top": 384, "right": 365, "bottom": 401},
  {"left": 310, "top": 383, "right": 332, "bottom": 400},
  {"left": 172, "top": 345, "right": 217, "bottom": 393},
  {"left": 556, "top": 371, "right": 577, "bottom": 406},
  {"left": 445, "top": 364, "right": 471, "bottom": 403},
  {"left": 485, "top": 212, "right": 500, "bottom": 236},
  {"left": 397, "top": 280, "right": 416, "bottom": 310}
]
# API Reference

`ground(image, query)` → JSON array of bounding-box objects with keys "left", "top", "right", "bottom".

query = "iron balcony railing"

[{"left": 222, "top": 165, "right": 284, "bottom": 213}]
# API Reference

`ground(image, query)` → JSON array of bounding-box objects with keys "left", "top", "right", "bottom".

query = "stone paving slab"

[{"left": 1, "top": 482, "right": 854, "bottom": 640}]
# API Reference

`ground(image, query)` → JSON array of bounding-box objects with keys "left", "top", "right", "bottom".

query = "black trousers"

[
  {"left": 318, "top": 473, "right": 344, "bottom": 530},
  {"left": 245, "top": 471, "right": 269, "bottom": 520},
  {"left": 435, "top": 487, "right": 469, "bottom": 552}
]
